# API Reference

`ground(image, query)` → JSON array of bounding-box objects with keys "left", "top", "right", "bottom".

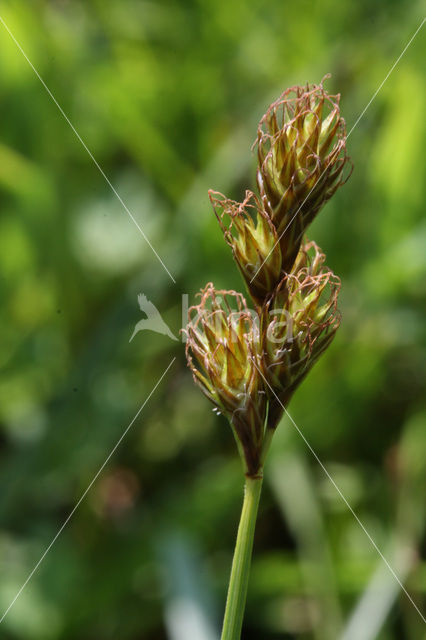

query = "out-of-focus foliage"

[{"left": 0, "top": 1, "right": 425, "bottom": 638}]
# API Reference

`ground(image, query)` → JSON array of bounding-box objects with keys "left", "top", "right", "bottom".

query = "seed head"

[
  {"left": 256, "top": 78, "right": 351, "bottom": 272},
  {"left": 183, "top": 283, "right": 267, "bottom": 476},
  {"left": 261, "top": 241, "right": 341, "bottom": 428},
  {"left": 184, "top": 79, "right": 350, "bottom": 471},
  {"left": 209, "top": 190, "right": 282, "bottom": 306}
]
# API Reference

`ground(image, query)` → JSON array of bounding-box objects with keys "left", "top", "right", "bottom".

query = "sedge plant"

[{"left": 184, "top": 77, "right": 351, "bottom": 640}]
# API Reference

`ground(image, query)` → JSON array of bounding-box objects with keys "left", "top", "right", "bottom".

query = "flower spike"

[
  {"left": 209, "top": 190, "right": 283, "bottom": 306},
  {"left": 186, "top": 79, "right": 349, "bottom": 470},
  {"left": 261, "top": 241, "right": 341, "bottom": 428},
  {"left": 184, "top": 283, "right": 267, "bottom": 477},
  {"left": 256, "top": 78, "right": 351, "bottom": 273}
]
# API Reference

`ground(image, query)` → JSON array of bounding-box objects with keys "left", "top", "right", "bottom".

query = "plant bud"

[
  {"left": 184, "top": 283, "right": 267, "bottom": 476},
  {"left": 261, "top": 241, "right": 341, "bottom": 428},
  {"left": 209, "top": 190, "right": 282, "bottom": 306},
  {"left": 256, "top": 79, "right": 351, "bottom": 272}
]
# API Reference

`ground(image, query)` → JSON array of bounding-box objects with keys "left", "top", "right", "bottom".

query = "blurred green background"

[{"left": 0, "top": 1, "right": 425, "bottom": 638}]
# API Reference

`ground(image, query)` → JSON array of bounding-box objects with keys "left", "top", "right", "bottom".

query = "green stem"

[
  {"left": 260, "top": 427, "right": 275, "bottom": 466},
  {"left": 221, "top": 474, "right": 263, "bottom": 640}
]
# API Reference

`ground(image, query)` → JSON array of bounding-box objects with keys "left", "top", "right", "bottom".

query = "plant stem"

[{"left": 221, "top": 474, "right": 263, "bottom": 640}]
